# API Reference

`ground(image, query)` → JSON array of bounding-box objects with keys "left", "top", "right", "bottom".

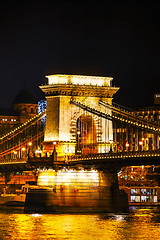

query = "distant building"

[
  {"left": 133, "top": 105, "right": 160, "bottom": 123},
  {"left": 0, "top": 89, "right": 38, "bottom": 136},
  {"left": 154, "top": 93, "right": 160, "bottom": 105},
  {"left": 116, "top": 94, "right": 160, "bottom": 187},
  {"left": 113, "top": 94, "right": 160, "bottom": 152}
]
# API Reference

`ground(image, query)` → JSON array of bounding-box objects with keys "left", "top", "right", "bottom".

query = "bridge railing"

[
  {"left": 0, "top": 131, "right": 44, "bottom": 158},
  {"left": 0, "top": 157, "right": 28, "bottom": 165},
  {"left": 68, "top": 150, "right": 160, "bottom": 162}
]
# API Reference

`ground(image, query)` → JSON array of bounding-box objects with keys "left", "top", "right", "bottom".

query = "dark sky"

[{"left": 0, "top": 1, "right": 160, "bottom": 108}]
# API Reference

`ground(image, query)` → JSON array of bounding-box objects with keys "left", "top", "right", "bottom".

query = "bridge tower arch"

[
  {"left": 76, "top": 114, "right": 97, "bottom": 155},
  {"left": 40, "top": 74, "right": 119, "bottom": 160}
]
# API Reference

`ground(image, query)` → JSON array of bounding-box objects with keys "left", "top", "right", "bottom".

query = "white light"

[
  {"left": 35, "top": 150, "right": 42, "bottom": 154},
  {"left": 46, "top": 74, "right": 113, "bottom": 87},
  {"left": 30, "top": 213, "right": 43, "bottom": 217}
]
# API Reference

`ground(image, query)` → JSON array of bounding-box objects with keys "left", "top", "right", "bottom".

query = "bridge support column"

[
  {"left": 99, "top": 169, "right": 129, "bottom": 212},
  {"left": 3, "top": 172, "right": 12, "bottom": 185}
]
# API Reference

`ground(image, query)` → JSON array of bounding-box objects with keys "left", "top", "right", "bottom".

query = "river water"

[{"left": 0, "top": 207, "right": 160, "bottom": 240}]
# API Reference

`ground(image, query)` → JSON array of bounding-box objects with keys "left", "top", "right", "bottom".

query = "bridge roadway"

[
  {"left": 0, "top": 151, "right": 160, "bottom": 172},
  {"left": 68, "top": 151, "right": 160, "bottom": 171},
  {"left": 0, "top": 156, "right": 65, "bottom": 172}
]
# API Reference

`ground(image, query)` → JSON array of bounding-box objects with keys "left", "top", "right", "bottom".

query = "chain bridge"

[
  {"left": 1, "top": 74, "right": 160, "bottom": 212},
  {"left": 0, "top": 74, "right": 159, "bottom": 172}
]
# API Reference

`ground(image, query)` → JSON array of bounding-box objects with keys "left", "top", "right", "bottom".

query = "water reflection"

[{"left": 0, "top": 207, "right": 160, "bottom": 239}]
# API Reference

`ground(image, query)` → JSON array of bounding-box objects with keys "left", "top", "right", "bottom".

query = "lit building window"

[
  {"left": 131, "top": 196, "right": 140, "bottom": 202},
  {"left": 141, "top": 189, "right": 146, "bottom": 195},
  {"left": 154, "top": 196, "right": 158, "bottom": 202},
  {"left": 141, "top": 196, "right": 146, "bottom": 202}
]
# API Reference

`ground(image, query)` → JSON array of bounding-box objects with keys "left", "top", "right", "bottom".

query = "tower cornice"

[{"left": 40, "top": 84, "right": 119, "bottom": 98}]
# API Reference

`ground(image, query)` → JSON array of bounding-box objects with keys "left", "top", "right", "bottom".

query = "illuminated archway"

[{"left": 76, "top": 115, "right": 97, "bottom": 154}]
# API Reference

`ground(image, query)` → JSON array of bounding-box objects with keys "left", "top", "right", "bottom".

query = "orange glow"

[
  {"left": 28, "top": 142, "right": 32, "bottom": 146},
  {"left": 22, "top": 147, "right": 26, "bottom": 151}
]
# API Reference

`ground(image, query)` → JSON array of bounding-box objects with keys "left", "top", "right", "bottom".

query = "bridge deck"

[{"left": 0, "top": 151, "right": 159, "bottom": 173}]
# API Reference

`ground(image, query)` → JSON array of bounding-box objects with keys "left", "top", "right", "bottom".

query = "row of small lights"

[
  {"left": 100, "top": 101, "right": 160, "bottom": 127},
  {"left": 1, "top": 118, "right": 17, "bottom": 122},
  {"left": 0, "top": 110, "right": 46, "bottom": 141},
  {"left": 70, "top": 151, "right": 160, "bottom": 161},
  {"left": 0, "top": 159, "right": 27, "bottom": 165},
  {"left": 73, "top": 100, "right": 160, "bottom": 133},
  {"left": 113, "top": 115, "right": 159, "bottom": 132},
  {"left": 12, "top": 141, "right": 33, "bottom": 155}
]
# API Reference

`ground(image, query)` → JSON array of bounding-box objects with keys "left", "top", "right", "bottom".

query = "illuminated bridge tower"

[{"left": 40, "top": 74, "right": 119, "bottom": 160}]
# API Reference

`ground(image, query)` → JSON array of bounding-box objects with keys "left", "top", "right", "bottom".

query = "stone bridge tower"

[{"left": 40, "top": 74, "right": 119, "bottom": 160}]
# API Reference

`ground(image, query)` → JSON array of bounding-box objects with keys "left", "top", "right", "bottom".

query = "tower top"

[
  {"left": 40, "top": 74, "right": 119, "bottom": 98},
  {"left": 45, "top": 74, "right": 113, "bottom": 87}
]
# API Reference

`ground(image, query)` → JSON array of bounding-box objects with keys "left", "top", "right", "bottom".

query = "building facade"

[{"left": 0, "top": 89, "right": 38, "bottom": 136}]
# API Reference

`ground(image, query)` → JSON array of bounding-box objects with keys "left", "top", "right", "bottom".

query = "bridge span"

[
  {"left": 1, "top": 150, "right": 159, "bottom": 172},
  {"left": 0, "top": 74, "right": 160, "bottom": 213},
  {"left": 68, "top": 151, "right": 160, "bottom": 170}
]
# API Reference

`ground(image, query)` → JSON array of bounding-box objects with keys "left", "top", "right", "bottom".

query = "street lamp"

[
  {"left": 139, "top": 140, "right": 143, "bottom": 151},
  {"left": 21, "top": 147, "right": 26, "bottom": 158},
  {"left": 28, "top": 142, "right": 32, "bottom": 147},
  {"left": 13, "top": 150, "right": 18, "bottom": 159},
  {"left": 109, "top": 140, "right": 113, "bottom": 152},
  {"left": 125, "top": 142, "right": 130, "bottom": 151},
  {"left": 77, "top": 130, "right": 80, "bottom": 135},
  {"left": 27, "top": 142, "right": 32, "bottom": 157}
]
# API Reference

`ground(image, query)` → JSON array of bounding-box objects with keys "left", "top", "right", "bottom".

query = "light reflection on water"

[{"left": 0, "top": 207, "right": 160, "bottom": 239}]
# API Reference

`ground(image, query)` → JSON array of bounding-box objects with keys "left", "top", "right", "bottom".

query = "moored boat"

[{"left": 0, "top": 184, "right": 39, "bottom": 207}]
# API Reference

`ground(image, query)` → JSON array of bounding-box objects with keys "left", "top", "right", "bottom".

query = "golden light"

[
  {"left": 38, "top": 169, "right": 99, "bottom": 187},
  {"left": 28, "top": 142, "right": 32, "bottom": 146},
  {"left": 139, "top": 141, "right": 143, "bottom": 145},
  {"left": 13, "top": 150, "right": 18, "bottom": 155},
  {"left": 125, "top": 142, "right": 130, "bottom": 147},
  {"left": 53, "top": 141, "right": 57, "bottom": 145},
  {"left": 22, "top": 147, "right": 26, "bottom": 151},
  {"left": 77, "top": 131, "right": 80, "bottom": 135}
]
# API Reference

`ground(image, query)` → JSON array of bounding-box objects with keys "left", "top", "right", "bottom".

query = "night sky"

[{"left": 0, "top": 1, "right": 160, "bottom": 108}]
